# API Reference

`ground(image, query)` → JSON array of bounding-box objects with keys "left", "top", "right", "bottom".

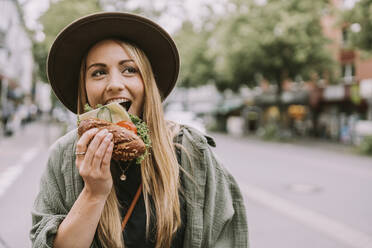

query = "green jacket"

[{"left": 30, "top": 125, "right": 249, "bottom": 247}]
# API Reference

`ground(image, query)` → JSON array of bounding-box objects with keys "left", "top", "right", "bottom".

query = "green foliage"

[
  {"left": 99, "top": 0, "right": 164, "bottom": 19},
  {"left": 357, "top": 136, "right": 372, "bottom": 155},
  {"left": 174, "top": 22, "right": 217, "bottom": 88},
  {"left": 213, "top": 0, "right": 335, "bottom": 90},
  {"left": 32, "top": 41, "right": 49, "bottom": 83},
  {"left": 129, "top": 113, "right": 152, "bottom": 164},
  {"left": 211, "top": 14, "right": 262, "bottom": 91},
  {"left": 257, "top": 123, "right": 280, "bottom": 140},
  {"left": 175, "top": 0, "right": 335, "bottom": 92},
  {"left": 343, "top": 0, "right": 372, "bottom": 52},
  {"left": 40, "top": 0, "right": 101, "bottom": 48},
  {"left": 84, "top": 104, "right": 93, "bottom": 112},
  {"left": 257, "top": 123, "right": 293, "bottom": 141}
]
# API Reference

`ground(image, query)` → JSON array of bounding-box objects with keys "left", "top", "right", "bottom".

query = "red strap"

[{"left": 121, "top": 184, "right": 142, "bottom": 231}]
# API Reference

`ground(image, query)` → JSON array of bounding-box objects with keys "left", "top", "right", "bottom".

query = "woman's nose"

[{"left": 106, "top": 70, "right": 125, "bottom": 92}]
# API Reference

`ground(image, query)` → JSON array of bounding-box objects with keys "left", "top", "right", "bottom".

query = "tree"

[
  {"left": 210, "top": 0, "right": 335, "bottom": 118},
  {"left": 173, "top": 22, "right": 217, "bottom": 89},
  {"left": 216, "top": 0, "right": 335, "bottom": 86},
  {"left": 343, "top": 0, "right": 372, "bottom": 52},
  {"left": 99, "top": 0, "right": 164, "bottom": 20},
  {"left": 170, "top": 1, "right": 235, "bottom": 90},
  {"left": 32, "top": 41, "right": 49, "bottom": 83}
]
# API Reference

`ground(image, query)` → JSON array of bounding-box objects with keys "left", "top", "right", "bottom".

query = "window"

[{"left": 341, "top": 63, "right": 355, "bottom": 84}]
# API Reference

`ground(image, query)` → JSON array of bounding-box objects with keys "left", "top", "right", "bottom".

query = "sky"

[
  {"left": 21, "top": 0, "right": 49, "bottom": 29},
  {"left": 343, "top": 0, "right": 360, "bottom": 9},
  {"left": 21, "top": 0, "right": 50, "bottom": 41}
]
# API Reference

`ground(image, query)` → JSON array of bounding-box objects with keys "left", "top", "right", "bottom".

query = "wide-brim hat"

[{"left": 47, "top": 12, "right": 179, "bottom": 114}]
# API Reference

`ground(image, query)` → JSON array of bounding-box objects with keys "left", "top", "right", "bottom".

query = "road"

[
  {"left": 0, "top": 120, "right": 63, "bottom": 248},
  {"left": 0, "top": 121, "right": 372, "bottom": 247},
  {"left": 211, "top": 133, "right": 372, "bottom": 248}
]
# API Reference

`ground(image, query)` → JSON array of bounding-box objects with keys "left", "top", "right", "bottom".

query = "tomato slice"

[{"left": 116, "top": 121, "right": 137, "bottom": 134}]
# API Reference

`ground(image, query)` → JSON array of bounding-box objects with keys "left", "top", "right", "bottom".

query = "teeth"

[{"left": 106, "top": 98, "right": 130, "bottom": 104}]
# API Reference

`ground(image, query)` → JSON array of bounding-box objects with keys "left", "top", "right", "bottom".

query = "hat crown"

[{"left": 47, "top": 12, "right": 179, "bottom": 114}]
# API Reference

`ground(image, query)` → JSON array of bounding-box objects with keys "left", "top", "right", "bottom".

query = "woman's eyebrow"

[
  {"left": 119, "top": 59, "right": 134, "bottom": 65},
  {"left": 87, "top": 63, "right": 106, "bottom": 70},
  {"left": 87, "top": 59, "right": 134, "bottom": 70}
]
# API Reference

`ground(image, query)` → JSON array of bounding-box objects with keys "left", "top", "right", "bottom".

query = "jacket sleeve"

[
  {"left": 202, "top": 145, "right": 249, "bottom": 248},
  {"left": 30, "top": 141, "right": 70, "bottom": 248},
  {"left": 181, "top": 126, "right": 249, "bottom": 248}
]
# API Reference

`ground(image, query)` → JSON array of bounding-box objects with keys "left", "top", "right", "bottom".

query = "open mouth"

[
  {"left": 106, "top": 98, "right": 132, "bottom": 111},
  {"left": 120, "top": 101, "right": 132, "bottom": 111}
]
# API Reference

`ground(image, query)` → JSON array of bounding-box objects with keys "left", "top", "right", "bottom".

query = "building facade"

[{"left": 0, "top": 0, "right": 34, "bottom": 134}]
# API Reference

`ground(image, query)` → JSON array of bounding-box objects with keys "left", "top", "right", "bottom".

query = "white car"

[{"left": 165, "top": 110, "right": 206, "bottom": 133}]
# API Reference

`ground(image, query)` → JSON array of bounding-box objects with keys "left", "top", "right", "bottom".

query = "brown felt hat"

[{"left": 47, "top": 12, "right": 180, "bottom": 114}]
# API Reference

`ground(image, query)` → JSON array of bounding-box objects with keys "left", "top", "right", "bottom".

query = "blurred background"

[{"left": 1, "top": 0, "right": 372, "bottom": 247}]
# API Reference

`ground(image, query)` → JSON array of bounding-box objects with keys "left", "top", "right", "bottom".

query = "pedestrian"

[
  {"left": 1, "top": 100, "right": 15, "bottom": 136},
  {"left": 30, "top": 12, "right": 248, "bottom": 248}
]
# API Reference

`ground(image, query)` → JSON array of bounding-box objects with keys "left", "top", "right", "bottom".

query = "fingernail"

[{"left": 107, "top": 133, "right": 113, "bottom": 139}]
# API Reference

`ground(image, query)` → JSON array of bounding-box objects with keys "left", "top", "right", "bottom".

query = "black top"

[{"left": 110, "top": 151, "right": 186, "bottom": 247}]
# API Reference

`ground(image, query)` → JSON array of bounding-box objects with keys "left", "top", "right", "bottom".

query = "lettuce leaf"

[{"left": 129, "top": 113, "right": 152, "bottom": 164}]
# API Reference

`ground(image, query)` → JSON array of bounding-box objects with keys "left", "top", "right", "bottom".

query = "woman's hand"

[
  {"left": 75, "top": 128, "right": 114, "bottom": 200},
  {"left": 54, "top": 128, "right": 114, "bottom": 248}
]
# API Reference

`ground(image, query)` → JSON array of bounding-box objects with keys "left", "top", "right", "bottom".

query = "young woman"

[{"left": 30, "top": 12, "right": 248, "bottom": 248}]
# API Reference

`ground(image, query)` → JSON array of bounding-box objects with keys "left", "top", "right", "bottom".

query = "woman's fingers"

[
  {"left": 76, "top": 128, "right": 99, "bottom": 170},
  {"left": 92, "top": 132, "right": 113, "bottom": 174},
  {"left": 76, "top": 128, "right": 99, "bottom": 152},
  {"left": 101, "top": 142, "right": 114, "bottom": 176},
  {"left": 84, "top": 129, "right": 109, "bottom": 168},
  {"left": 75, "top": 128, "right": 114, "bottom": 198}
]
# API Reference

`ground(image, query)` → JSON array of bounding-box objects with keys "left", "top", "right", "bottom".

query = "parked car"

[
  {"left": 164, "top": 110, "right": 207, "bottom": 133},
  {"left": 353, "top": 120, "right": 372, "bottom": 145}
]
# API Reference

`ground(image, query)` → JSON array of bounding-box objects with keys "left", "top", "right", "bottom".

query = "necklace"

[{"left": 118, "top": 162, "right": 133, "bottom": 181}]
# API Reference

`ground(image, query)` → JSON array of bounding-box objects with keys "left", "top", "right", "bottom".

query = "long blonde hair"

[{"left": 77, "top": 40, "right": 182, "bottom": 248}]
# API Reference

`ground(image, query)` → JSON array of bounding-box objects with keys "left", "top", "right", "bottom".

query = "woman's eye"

[
  {"left": 123, "top": 66, "right": 138, "bottom": 74},
  {"left": 92, "top": 70, "right": 105, "bottom": 77}
]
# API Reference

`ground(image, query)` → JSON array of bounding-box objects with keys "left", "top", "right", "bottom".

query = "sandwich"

[{"left": 77, "top": 102, "right": 151, "bottom": 164}]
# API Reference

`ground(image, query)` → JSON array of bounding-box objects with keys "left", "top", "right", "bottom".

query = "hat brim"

[{"left": 47, "top": 12, "right": 179, "bottom": 114}]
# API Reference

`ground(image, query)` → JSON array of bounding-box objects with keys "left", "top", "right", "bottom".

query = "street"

[
  {"left": 0, "top": 120, "right": 63, "bottom": 248},
  {"left": 212, "top": 133, "right": 372, "bottom": 248},
  {"left": 0, "top": 121, "right": 372, "bottom": 248}
]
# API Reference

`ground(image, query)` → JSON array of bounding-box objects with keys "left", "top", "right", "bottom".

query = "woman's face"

[{"left": 85, "top": 39, "right": 145, "bottom": 116}]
